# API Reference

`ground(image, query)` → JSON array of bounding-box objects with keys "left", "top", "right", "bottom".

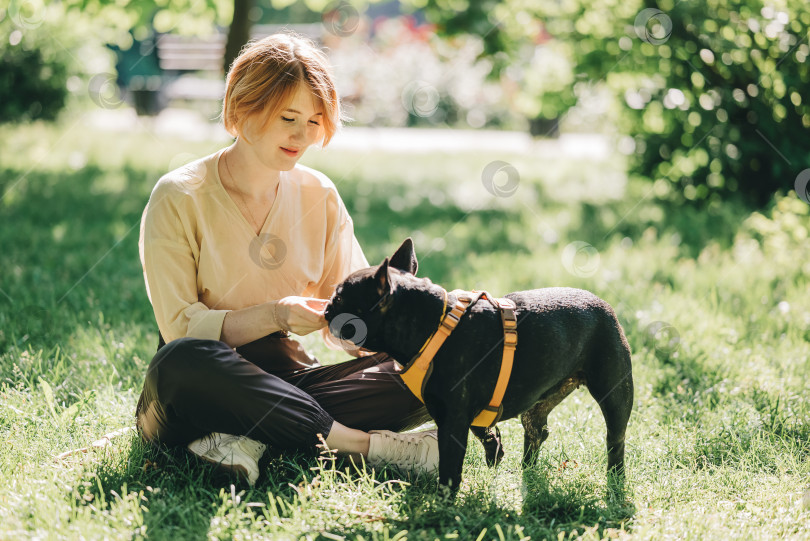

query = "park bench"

[
  {"left": 119, "top": 23, "right": 325, "bottom": 115},
  {"left": 155, "top": 33, "right": 227, "bottom": 116}
]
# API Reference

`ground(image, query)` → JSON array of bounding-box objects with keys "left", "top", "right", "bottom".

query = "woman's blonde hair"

[{"left": 222, "top": 33, "right": 341, "bottom": 146}]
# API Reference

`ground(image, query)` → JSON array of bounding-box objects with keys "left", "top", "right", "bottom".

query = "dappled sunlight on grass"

[{"left": 1, "top": 121, "right": 809, "bottom": 538}]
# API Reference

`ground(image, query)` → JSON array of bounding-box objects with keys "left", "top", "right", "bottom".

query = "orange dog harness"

[{"left": 398, "top": 289, "right": 518, "bottom": 427}]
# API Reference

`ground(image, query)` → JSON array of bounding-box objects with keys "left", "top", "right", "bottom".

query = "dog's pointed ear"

[
  {"left": 374, "top": 258, "right": 393, "bottom": 297},
  {"left": 389, "top": 238, "right": 418, "bottom": 275}
]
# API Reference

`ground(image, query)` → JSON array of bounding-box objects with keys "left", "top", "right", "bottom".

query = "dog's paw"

[{"left": 481, "top": 427, "right": 505, "bottom": 468}]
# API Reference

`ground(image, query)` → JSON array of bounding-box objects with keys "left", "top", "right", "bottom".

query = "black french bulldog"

[{"left": 324, "top": 239, "right": 633, "bottom": 490}]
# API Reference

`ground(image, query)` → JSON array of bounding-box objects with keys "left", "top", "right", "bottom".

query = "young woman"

[{"left": 135, "top": 33, "right": 436, "bottom": 485}]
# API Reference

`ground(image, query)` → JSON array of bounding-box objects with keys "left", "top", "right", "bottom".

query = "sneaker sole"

[
  {"left": 195, "top": 454, "right": 251, "bottom": 479},
  {"left": 191, "top": 451, "right": 258, "bottom": 485}
]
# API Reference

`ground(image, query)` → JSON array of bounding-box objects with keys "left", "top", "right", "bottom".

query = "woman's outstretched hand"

[{"left": 275, "top": 297, "right": 328, "bottom": 336}]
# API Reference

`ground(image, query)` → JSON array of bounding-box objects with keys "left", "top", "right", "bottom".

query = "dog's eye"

[{"left": 333, "top": 294, "right": 342, "bottom": 304}]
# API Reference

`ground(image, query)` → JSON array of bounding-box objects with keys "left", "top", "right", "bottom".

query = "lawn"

[{"left": 1, "top": 117, "right": 809, "bottom": 540}]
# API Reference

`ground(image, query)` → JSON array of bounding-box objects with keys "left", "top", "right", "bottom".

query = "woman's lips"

[{"left": 281, "top": 147, "right": 299, "bottom": 157}]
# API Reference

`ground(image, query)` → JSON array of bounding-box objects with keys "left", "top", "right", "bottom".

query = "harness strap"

[
  {"left": 471, "top": 296, "right": 517, "bottom": 427},
  {"left": 399, "top": 288, "right": 518, "bottom": 428},
  {"left": 400, "top": 291, "right": 482, "bottom": 402}
]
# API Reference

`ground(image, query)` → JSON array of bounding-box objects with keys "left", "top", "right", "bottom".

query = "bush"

[
  {"left": 544, "top": 0, "right": 810, "bottom": 206},
  {"left": 0, "top": 17, "right": 70, "bottom": 123},
  {"left": 622, "top": 0, "right": 809, "bottom": 206},
  {"left": 419, "top": 0, "right": 810, "bottom": 206}
]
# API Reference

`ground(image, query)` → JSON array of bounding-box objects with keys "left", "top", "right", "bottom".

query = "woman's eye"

[
  {"left": 281, "top": 116, "right": 294, "bottom": 123},
  {"left": 309, "top": 120, "right": 321, "bottom": 126}
]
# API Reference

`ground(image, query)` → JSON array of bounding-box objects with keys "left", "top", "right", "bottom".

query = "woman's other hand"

[{"left": 275, "top": 297, "right": 328, "bottom": 336}]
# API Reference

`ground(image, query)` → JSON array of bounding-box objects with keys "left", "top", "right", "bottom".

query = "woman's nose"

[{"left": 291, "top": 124, "right": 306, "bottom": 143}]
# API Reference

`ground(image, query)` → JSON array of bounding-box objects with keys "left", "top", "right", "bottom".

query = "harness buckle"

[
  {"left": 500, "top": 305, "right": 518, "bottom": 347},
  {"left": 442, "top": 311, "right": 460, "bottom": 326},
  {"left": 441, "top": 301, "right": 466, "bottom": 331},
  {"left": 504, "top": 330, "right": 518, "bottom": 348}
]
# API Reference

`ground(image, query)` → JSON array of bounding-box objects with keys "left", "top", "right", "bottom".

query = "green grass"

[{"left": 1, "top": 116, "right": 809, "bottom": 539}]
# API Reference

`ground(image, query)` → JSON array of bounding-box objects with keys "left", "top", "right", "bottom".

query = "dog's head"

[{"left": 324, "top": 238, "right": 418, "bottom": 350}]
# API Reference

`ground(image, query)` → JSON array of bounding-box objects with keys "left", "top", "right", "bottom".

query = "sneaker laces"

[
  {"left": 199, "top": 432, "right": 223, "bottom": 454},
  {"left": 381, "top": 432, "right": 430, "bottom": 468},
  {"left": 236, "top": 436, "right": 266, "bottom": 457}
]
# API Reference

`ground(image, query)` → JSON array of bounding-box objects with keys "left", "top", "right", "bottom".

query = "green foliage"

[
  {"left": 516, "top": 41, "right": 577, "bottom": 121},
  {"left": 0, "top": 18, "right": 69, "bottom": 122},
  {"left": 57, "top": 0, "right": 230, "bottom": 36},
  {"left": 577, "top": 0, "right": 810, "bottom": 206},
  {"left": 741, "top": 188, "right": 810, "bottom": 254},
  {"left": 420, "top": 0, "right": 511, "bottom": 60},
  {"left": 418, "top": 0, "right": 810, "bottom": 206}
]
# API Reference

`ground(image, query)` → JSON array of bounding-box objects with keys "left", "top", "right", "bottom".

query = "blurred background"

[{"left": 3, "top": 0, "right": 809, "bottom": 205}]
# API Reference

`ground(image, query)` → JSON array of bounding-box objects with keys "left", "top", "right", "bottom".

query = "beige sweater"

[{"left": 138, "top": 148, "right": 368, "bottom": 343}]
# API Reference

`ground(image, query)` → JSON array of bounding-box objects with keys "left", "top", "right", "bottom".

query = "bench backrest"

[{"left": 156, "top": 24, "right": 326, "bottom": 73}]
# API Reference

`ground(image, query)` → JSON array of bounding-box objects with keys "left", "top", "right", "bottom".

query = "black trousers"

[{"left": 135, "top": 333, "right": 431, "bottom": 451}]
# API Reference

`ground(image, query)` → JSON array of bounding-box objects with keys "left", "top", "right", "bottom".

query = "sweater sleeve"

[
  {"left": 313, "top": 193, "right": 368, "bottom": 300},
  {"left": 139, "top": 183, "right": 229, "bottom": 343},
  {"left": 314, "top": 191, "right": 369, "bottom": 350}
]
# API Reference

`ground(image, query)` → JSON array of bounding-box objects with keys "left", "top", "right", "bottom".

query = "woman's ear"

[{"left": 389, "top": 238, "right": 418, "bottom": 275}]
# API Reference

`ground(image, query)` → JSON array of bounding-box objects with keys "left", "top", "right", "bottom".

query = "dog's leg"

[
  {"left": 437, "top": 415, "right": 471, "bottom": 490},
  {"left": 583, "top": 336, "right": 633, "bottom": 479},
  {"left": 470, "top": 426, "right": 504, "bottom": 468},
  {"left": 520, "top": 404, "right": 549, "bottom": 469},
  {"left": 520, "top": 376, "right": 582, "bottom": 468},
  {"left": 588, "top": 378, "right": 633, "bottom": 476}
]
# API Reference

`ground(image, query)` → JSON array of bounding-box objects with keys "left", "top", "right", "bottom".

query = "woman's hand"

[{"left": 274, "top": 297, "right": 328, "bottom": 336}]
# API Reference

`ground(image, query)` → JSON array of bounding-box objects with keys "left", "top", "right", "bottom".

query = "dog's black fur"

[{"left": 324, "top": 239, "right": 634, "bottom": 489}]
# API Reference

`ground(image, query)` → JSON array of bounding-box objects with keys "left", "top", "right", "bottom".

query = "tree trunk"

[{"left": 224, "top": 0, "right": 253, "bottom": 74}]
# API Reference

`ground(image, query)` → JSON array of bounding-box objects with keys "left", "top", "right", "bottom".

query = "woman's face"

[{"left": 242, "top": 83, "right": 325, "bottom": 171}]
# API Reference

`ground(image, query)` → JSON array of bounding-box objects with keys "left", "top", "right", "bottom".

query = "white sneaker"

[
  {"left": 367, "top": 429, "right": 439, "bottom": 474},
  {"left": 187, "top": 432, "right": 266, "bottom": 486}
]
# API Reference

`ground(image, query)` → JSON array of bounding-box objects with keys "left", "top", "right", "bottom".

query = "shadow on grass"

[
  {"left": 76, "top": 435, "right": 637, "bottom": 539},
  {"left": 75, "top": 438, "right": 223, "bottom": 540},
  {"left": 77, "top": 439, "right": 350, "bottom": 539},
  {"left": 342, "top": 170, "right": 754, "bottom": 286},
  {"left": 520, "top": 468, "right": 634, "bottom": 534},
  {"left": 326, "top": 460, "right": 635, "bottom": 539},
  {"left": 573, "top": 197, "right": 751, "bottom": 258},
  {"left": 0, "top": 165, "right": 156, "bottom": 356},
  {"left": 370, "top": 467, "right": 636, "bottom": 539},
  {"left": 351, "top": 200, "right": 533, "bottom": 283}
]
